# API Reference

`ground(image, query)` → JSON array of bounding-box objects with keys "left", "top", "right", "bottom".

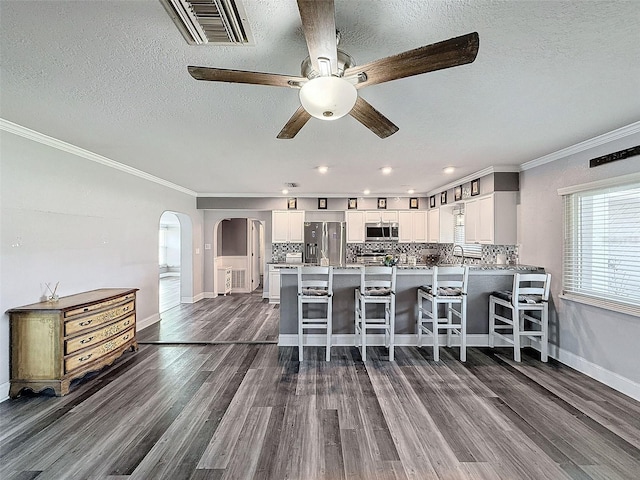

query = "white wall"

[
  {"left": 0, "top": 130, "right": 204, "bottom": 401},
  {"left": 519, "top": 131, "right": 640, "bottom": 396}
]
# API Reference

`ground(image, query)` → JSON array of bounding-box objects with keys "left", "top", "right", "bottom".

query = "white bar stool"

[
  {"left": 417, "top": 265, "right": 469, "bottom": 361},
  {"left": 297, "top": 266, "right": 333, "bottom": 361},
  {"left": 489, "top": 272, "right": 551, "bottom": 362},
  {"left": 354, "top": 266, "right": 397, "bottom": 362}
]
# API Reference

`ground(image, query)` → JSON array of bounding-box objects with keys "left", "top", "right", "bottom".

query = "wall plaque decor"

[
  {"left": 409, "top": 197, "right": 419, "bottom": 209},
  {"left": 471, "top": 178, "right": 480, "bottom": 196},
  {"left": 348, "top": 198, "right": 358, "bottom": 209},
  {"left": 318, "top": 198, "right": 327, "bottom": 209},
  {"left": 589, "top": 145, "right": 640, "bottom": 168},
  {"left": 440, "top": 191, "right": 447, "bottom": 205},
  {"left": 287, "top": 198, "right": 297, "bottom": 209},
  {"left": 454, "top": 185, "right": 462, "bottom": 201},
  {"left": 429, "top": 195, "right": 436, "bottom": 208}
]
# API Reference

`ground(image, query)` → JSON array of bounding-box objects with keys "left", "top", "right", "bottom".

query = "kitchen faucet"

[{"left": 453, "top": 244, "right": 465, "bottom": 264}]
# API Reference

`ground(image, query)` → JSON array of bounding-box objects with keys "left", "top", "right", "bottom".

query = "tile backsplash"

[{"left": 272, "top": 242, "right": 519, "bottom": 265}]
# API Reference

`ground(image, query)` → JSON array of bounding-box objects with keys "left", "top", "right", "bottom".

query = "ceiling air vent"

[{"left": 161, "top": 0, "right": 254, "bottom": 45}]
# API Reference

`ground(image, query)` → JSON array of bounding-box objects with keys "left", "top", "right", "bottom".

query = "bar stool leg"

[
  {"left": 326, "top": 301, "right": 332, "bottom": 362},
  {"left": 417, "top": 292, "right": 423, "bottom": 348},
  {"left": 361, "top": 297, "right": 367, "bottom": 362},
  {"left": 389, "top": 300, "right": 395, "bottom": 362},
  {"left": 432, "top": 298, "right": 439, "bottom": 362},
  {"left": 460, "top": 298, "right": 467, "bottom": 362},
  {"left": 446, "top": 304, "right": 453, "bottom": 348},
  {"left": 541, "top": 304, "right": 549, "bottom": 362},
  {"left": 489, "top": 297, "right": 496, "bottom": 348},
  {"left": 513, "top": 308, "right": 522, "bottom": 362},
  {"left": 298, "top": 297, "right": 304, "bottom": 362}
]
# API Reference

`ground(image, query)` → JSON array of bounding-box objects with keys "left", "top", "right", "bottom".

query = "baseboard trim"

[
  {"left": 0, "top": 381, "right": 9, "bottom": 403},
  {"left": 547, "top": 344, "right": 640, "bottom": 401},
  {"left": 278, "top": 333, "right": 512, "bottom": 347},
  {"left": 181, "top": 292, "right": 206, "bottom": 304},
  {"left": 137, "top": 313, "right": 161, "bottom": 331},
  {"left": 203, "top": 292, "right": 216, "bottom": 299}
]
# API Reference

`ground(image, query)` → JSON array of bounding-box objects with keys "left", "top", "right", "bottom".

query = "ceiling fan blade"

[
  {"left": 277, "top": 106, "right": 312, "bottom": 139},
  {"left": 297, "top": 0, "right": 338, "bottom": 75},
  {"left": 188, "top": 66, "right": 306, "bottom": 88},
  {"left": 349, "top": 97, "right": 399, "bottom": 139},
  {"left": 344, "top": 32, "right": 479, "bottom": 88}
]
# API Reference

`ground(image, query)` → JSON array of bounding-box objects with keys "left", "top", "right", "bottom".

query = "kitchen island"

[{"left": 277, "top": 264, "right": 544, "bottom": 346}]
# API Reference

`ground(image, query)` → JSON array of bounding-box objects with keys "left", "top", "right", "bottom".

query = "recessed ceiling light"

[
  {"left": 282, "top": 189, "right": 289, "bottom": 195},
  {"left": 363, "top": 189, "right": 370, "bottom": 195},
  {"left": 317, "top": 166, "right": 328, "bottom": 174},
  {"left": 407, "top": 189, "right": 415, "bottom": 194},
  {"left": 443, "top": 166, "right": 455, "bottom": 174},
  {"left": 381, "top": 166, "right": 392, "bottom": 175}
]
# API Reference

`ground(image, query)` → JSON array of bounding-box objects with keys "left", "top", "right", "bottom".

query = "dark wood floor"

[
  {"left": 2, "top": 294, "right": 640, "bottom": 480},
  {"left": 159, "top": 275, "right": 181, "bottom": 313}
]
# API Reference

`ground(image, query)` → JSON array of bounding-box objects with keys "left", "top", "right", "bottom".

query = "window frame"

[{"left": 558, "top": 171, "right": 640, "bottom": 317}]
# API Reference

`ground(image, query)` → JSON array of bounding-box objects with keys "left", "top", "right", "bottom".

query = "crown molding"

[
  {"left": 425, "top": 165, "right": 520, "bottom": 197},
  {"left": 0, "top": 119, "right": 197, "bottom": 197},
  {"left": 520, "top": 121, "right": 640, "bottom": 171}
]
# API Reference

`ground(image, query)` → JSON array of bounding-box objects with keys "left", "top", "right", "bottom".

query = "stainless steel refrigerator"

[{"left": 304, "top": 222, "right": 347, "bottom": 266}]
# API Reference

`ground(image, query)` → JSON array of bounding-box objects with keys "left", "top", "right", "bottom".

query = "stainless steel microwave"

[{"left": 365, "top": 223, "right": 399, "bottom": 242}]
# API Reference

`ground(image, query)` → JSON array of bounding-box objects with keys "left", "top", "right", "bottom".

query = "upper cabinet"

[
  {"left": 398, "top": 211, "right": 428, "bottom": 243},
  {"left": 272, "top": 210, "right": 305, "bottom": 243},
  {"left": 364, "top": 210, "right": 398, "bottom": 223},
  {"left": 464, "top": 192, "right": 517, "bottom": 245},
  {"left": 427, "top": 207, "right": 454, "bottom": 244},
  {"left": 345, "top": 210, "right": 365, "bottom": 243}
]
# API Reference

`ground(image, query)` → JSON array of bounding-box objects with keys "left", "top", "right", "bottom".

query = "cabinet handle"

[
  {"left": 78, "top": 354, "right": 92, "bottom": 362},
  {"left": 80, "top": 337, "right": 94, "bottom": 344},
  {"left": 79, "top": 319, "right": 93, "bottom": 326}
]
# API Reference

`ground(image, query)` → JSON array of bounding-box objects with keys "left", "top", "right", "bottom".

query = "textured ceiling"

[{"left": 1, "top": 0, "right": 639, "bottom": 197}]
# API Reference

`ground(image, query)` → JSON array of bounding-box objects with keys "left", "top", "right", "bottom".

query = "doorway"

[
  {"left": 215, "top": 217, "right": 264, "bottom": 294},
  {"left": 159, "top": 212, "right": 181, "bottom": 312}
]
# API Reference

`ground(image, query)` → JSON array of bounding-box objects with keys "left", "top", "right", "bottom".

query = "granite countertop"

[{"left": 272, "top": 263, "right": 542, "bottom": 272}]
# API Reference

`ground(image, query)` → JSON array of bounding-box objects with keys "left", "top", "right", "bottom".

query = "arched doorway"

[
  {"left": 214, "top": 217, "right": 264, "bottom": 295},
  {"left": 159, "top": 211, "right": 194, "bottom": 313}
]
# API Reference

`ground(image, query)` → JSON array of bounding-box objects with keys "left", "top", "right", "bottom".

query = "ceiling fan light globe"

[{"left": 299, "top": 77, "right": 357, "bottom": 121}]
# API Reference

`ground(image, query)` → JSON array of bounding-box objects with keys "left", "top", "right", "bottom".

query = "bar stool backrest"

[
  {"left": 511, "top": 273, "right": 551, "bottom": 307},
  {"left": 431, "top": 265, "right": 469, "bottom": 296},
  {"left": 297, "top": 266, "right": 333, "bottom": 297},
  {"left": 360, "top": 266, "right": 397, "bottom": 296}
]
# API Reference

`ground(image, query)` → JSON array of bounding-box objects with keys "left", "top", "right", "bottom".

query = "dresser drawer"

[
  {"left": 65, "top": 314, "right": 135, "bottom": 355},
  {"left": 64, "top": 300, "right": 134, "bottom": 336},
  {"left": 64, "top": 327, "right": 135, "bottom": 373},
  {"left": 64, "top": 292, "right": 135, "bottom": 318}
]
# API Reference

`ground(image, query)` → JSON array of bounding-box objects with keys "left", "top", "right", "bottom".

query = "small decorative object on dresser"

[
  {"left": 409, "top": 197, "right": 418, "bottom": 209},
  {"left": 7, "top": 288, "right": 138, "bottom": 397}
]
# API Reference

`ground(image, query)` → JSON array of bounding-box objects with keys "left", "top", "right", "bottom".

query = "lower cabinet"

[
  {"left": 217, "top": 266, "right": 232, "bottom": 295},
  {"left": 8, "top": 288, "right": 138, "bottom": 397},
  {"left": 268, "top": 266, "right": 281, "bottom": 304}
]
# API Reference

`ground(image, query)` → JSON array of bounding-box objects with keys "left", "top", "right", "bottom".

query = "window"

[
  {"left": 562, "top": 176, "right": 640, "bottom": 315},
  {"left": 453, "top": 205, "right": 482, "bottom": 258}
]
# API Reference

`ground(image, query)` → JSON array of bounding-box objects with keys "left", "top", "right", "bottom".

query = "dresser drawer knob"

[
  {"left": 124, "top": 320, "right": 131, "bottom": 326},
  {"left": 80, "top": 337, "right": 94, "bottom": 344},
  {"left": 123, "top": 334, "right": 129, "bottom": 340},
  {"left": 79, "top": 319, "right": 93, "bottom": 327},
  {"left": 79, "top": 354, "right": 92, "bottom": 362},
  {"left": 123, "top": 306, "right": 129, "bottom": 311}
]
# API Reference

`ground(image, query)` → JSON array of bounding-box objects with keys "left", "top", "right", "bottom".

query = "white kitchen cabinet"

[
  {"left": 398, "top": 211, "right": 428, "bottom": 243},
  {"left": 365, "top": 210, "right": 398, "bottom": 223},
  {"left": 427, "top": 207, "right": 454, "bottom": 243},
  {"left": 217, "top": 266, "right": 232, "bottom": 296},
  {"left": 272, "top": 210, "right": 305, "bottom": 243},
  {"left": 268, "top": 265, "right": 281, "bottom": 304},
  {"left": 345, "top": 210, "right": 365, "bottom": 243},
  {"left": 465, "top": 192, "right": 517, "bottom": 245}
]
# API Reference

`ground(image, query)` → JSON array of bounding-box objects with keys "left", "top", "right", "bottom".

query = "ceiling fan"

[{"left": 188, "top": 0, "right": 479, "bottom": 139}]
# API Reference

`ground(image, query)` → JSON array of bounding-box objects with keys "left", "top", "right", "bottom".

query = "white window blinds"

[
  {"left": 453, "top": 205, "right": 482, "bottom": 258},
  {"left": 563, "top": 180, "right": 640, "bottom": 315}
]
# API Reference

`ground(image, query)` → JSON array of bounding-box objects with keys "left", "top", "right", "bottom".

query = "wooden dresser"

[{"left": 8, "top": 288, "right": 138, "bottom": 398}]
